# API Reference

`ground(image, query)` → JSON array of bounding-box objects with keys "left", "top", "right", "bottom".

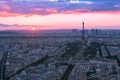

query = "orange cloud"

[{"left": 0, "top": 11, "right": 21, "bottom": 17}]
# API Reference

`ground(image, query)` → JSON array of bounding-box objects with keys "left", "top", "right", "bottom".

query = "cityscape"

[
  {"left": 0, "top": 22, "right": 120, "bottom": 80},
  {"left": 0, "top": 0, "right": 120, "bottom": 80}
]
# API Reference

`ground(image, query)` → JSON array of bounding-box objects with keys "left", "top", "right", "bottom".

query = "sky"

[{"left": 0, "top": 0, "right": 120, "bottom": 30}]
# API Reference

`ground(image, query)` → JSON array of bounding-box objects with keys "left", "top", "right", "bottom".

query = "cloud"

[
  {"left": 0, "top": 23, "right": 10, "bottom": 27},
  {"left": 114, "top": 3, "right": 120, "bottom": 8},
  {"left": 0, "top": 0, "right": 120, "bottom": 17}
]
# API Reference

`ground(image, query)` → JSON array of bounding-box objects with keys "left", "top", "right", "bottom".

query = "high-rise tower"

[{"left": 82, "top": 21, "right": 86, "bottom": 45}]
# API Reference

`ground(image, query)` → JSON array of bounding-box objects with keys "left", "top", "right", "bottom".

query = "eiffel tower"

[{"left": 81, "top": 21, "right": 86, "bottom": 45}]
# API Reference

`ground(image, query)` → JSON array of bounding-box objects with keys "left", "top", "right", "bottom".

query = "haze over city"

[{"left": 0, "top": 0, "right": 120, "bottom": 30}]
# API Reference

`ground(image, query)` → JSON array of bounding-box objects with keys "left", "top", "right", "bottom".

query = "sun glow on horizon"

[{"left": 32, "top": 27, "right": 36, "bottom": 31}]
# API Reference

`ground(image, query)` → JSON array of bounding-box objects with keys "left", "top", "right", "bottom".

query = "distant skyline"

[{"left": 0, "top": 0, "right": 120, "bottom": 30}]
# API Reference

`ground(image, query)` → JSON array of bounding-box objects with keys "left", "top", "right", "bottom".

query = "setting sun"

[{"left": 32, "top": 27, "right": 36, "bottom": 31}]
